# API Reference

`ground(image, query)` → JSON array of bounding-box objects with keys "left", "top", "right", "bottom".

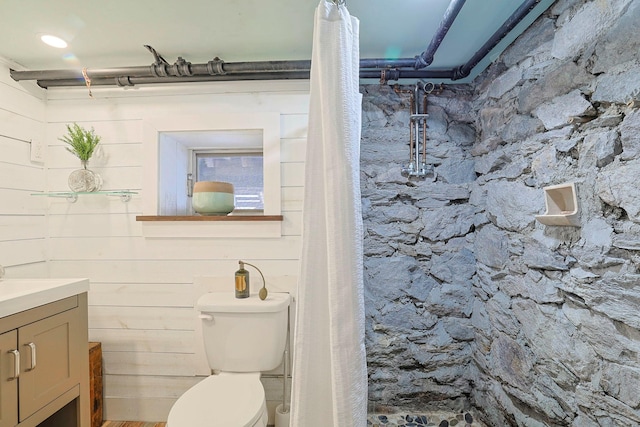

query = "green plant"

[{"left": 59, "top": 123, "right": 101, "bottom": 164}]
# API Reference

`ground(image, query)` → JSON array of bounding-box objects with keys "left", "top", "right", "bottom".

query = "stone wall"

[
  {"left": 361, "top": 84, "right": 478, "bottom": 412},
  {"left": 361, "top": 0, "right": 640, "bottom": 424},
  {"left": 470, "top": 0, "right": 640, "bottom": 425}
]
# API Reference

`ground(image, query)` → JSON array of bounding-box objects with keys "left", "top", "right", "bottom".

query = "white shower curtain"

[{"left": 290, "top": 1, "right": 367, "bottom": 426}]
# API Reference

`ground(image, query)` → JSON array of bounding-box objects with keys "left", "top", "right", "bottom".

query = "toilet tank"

[{"left": 197, "top": 292, "right": 290, "bottom": 372}]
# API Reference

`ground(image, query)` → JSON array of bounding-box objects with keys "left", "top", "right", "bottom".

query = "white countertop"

[{"left": 0, "top": 278, "right": 90, "bottom": 318}]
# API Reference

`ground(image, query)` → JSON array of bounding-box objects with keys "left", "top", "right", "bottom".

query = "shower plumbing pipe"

[
  {"left": 452, "top": 0, "right": 542, "bottom": 80},
  {"left": 11, "top": 0, "right": 469, "bottom": 87},
  {"left": 399, "top": 82, "right": 432, "bottom": 178},
  {"left": 414, "top": 0, "right": 467, "bottom": 69},
  {"left": 13, "top": 59, "right": 453, "bottom": 86},
  {"left": 392, "top": 85, "right": 415, "bottom": 169},
  {"left": 10, "top": 59, "right": 314, "bottom": 81},
  {"left": 30, "top": 68, "right": 458, "bottom": 89},
  {"left": 36, "top": 72, "right": 313, "bottom": 88},
  {"left": 9, "top": 0, "right": 545, "bottom": 88},
  {"left": 413, "top": 84, "right": 421, "bottom": 173},
  {"left": 13, "top": 0, "right": 468, "bottom": 82}
]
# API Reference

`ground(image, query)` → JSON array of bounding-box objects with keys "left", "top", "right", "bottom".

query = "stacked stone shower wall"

[
  {"left": 361, "top": 84, "right": 478, "bottom": 412},
  {"left": 360, "top": 0, "right": 640, "bottom": 423},
  {"left": 470, "top": 0, "right": 640, "bottom": 425}
]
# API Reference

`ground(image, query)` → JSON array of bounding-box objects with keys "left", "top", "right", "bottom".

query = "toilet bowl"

[
  {"left": 167, "top": 372, "right": 268, "bottom": 427},
  {"left": 167, "top": 291, "right": 290, "bottom": 427}
]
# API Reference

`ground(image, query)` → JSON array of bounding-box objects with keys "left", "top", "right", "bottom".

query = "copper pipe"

[{"left": 394, "top": 86, "right": 415, "bottom": 164}]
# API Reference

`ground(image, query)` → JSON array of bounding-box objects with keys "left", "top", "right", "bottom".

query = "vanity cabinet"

[
  {"left": 0, "top": 329, "right": 18, "bottom": 426},
  {"left": 0, "top": 293, "right": 89, "bottom": 427}
]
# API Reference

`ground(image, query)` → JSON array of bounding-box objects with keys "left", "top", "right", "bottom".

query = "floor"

[
  {"left": 101, "top": 423, "right": 166, "bottom": 427},
  {"left": 102, "top": 412, "right": 486, "bottom": 427}
]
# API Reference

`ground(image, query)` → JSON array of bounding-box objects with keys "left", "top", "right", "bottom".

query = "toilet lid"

[{"left": 168, "top": 374, "right": 265, "bottom": 427}]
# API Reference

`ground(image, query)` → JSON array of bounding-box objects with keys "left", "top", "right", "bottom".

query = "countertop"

[{"left": 0, "top": 278, "right": 90, "bottom": 318}]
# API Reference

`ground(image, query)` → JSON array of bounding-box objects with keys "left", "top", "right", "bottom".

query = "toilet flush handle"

[{"left": 199, "top": 314, "right": 214, "bottom": 321}]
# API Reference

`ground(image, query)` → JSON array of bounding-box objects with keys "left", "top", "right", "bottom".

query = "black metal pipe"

[
  {"left": 15, "top": 58, "right": 411, "bottom": 82},
  {"left": 11, "top": 67, "right": 150, "bottom": 81},
  {"left": 37, "top": 67, "right": 457, "bottom": 88},
  {"left": 13, "top": 57, "right": 445, "bottom": 88},
  {"left": 211, "top": 60, "right": 312, "bottom": 74},
  {"left": 8, "top": 0, "right": 551, "bottom": 88},
  {"left": 15, "top": 56, "right": 455, "bottom": 87},
  {"left": 359, "top": 58, "right": 416, "bottom": 69},
  {"left": 11, "top": 60, "right": 315, "bottom": 82},
  {"left": 415, "top": 0, "right": 467, "bottom": 69},
  {"left": 11, "top": 0, "right": 543, "bottom": 88},
  {"left": 359, "top": 69, "right": 455, "bottom": 80},
  {"left": 36, "top": 71, "right": 312, "bottom": 88},
  {"left": 452, "top": 0, "right": 541, "bottom": 80},
  {"left": 12, "top": 1, "right": 469, "bottom": 85}
]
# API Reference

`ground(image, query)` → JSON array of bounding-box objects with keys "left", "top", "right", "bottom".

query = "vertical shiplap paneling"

[
  {"left": 45, "top": 81, "right": 309, "bottom": 421},
  {"left": 0, "top": 63, "right": 47, "bottom": 277}
]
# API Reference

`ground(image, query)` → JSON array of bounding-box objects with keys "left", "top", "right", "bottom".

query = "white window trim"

[{"left": 141, "top": 112, "right": 282, "bottom": 238}]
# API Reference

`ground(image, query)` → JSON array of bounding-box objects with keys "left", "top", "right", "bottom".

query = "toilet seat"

[{"left": 167, "top": 372, "right": 267, "bottom": 427}]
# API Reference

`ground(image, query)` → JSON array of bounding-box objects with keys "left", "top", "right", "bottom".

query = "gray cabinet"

[{"left": 0, "top": 294, "right": 89, "bottom": 427}]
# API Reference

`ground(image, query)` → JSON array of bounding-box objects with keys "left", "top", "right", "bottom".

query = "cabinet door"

[
  {"left": 18, "top": 307, "right": 82, "bottom": 422},
  {"left": 0, "top": 329, "right": 18, "bottom": 427}
]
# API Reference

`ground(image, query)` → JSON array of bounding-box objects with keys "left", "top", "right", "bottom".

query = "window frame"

[
  {"left": 190, "top": 148, "right": 265, "bottom": 213},
  {"left": 140, "top": 112, "right": 282, "bottom": 237}
]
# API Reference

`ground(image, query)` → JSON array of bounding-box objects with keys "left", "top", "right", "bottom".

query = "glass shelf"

[{"left": 31, "top": 190, "right": 137, "bottom": 203}]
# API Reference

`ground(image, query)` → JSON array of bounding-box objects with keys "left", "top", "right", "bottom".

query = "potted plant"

[{"left": 59, "top": 123, "right": 103, "bottom": 192}]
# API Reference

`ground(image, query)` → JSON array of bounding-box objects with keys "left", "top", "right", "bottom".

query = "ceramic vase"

[{"left": 192, "top": 181, "right": 235, "bottom": 215}]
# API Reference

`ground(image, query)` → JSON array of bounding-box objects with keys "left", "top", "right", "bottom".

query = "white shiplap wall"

[
  {"left": 44, "top": 81, "right": 309, "bottom": 421},
  {"left": 0, "top": 62, "right": 48, "bottom": 278}
]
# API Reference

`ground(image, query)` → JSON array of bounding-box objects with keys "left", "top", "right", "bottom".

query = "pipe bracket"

[
  {"left": 207, "top": 57, "right": 226, "bottom": 75},
  {"left": 451, "top": 65, "right": 470, "bottom": 81},
  {"left": 379, "top": 69, "right": 401, "bottom": 84},
  {"left": 115, "top": 76, "right": 134, "bottom": 87},
  {"left": 151, "top": 63, "right": 169, "bottom": 77},
  {"left": 173, "top": 57, "right": 193, "bottom": 76}
]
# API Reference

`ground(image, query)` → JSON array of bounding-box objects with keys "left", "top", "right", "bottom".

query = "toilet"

[{"left": 167, "top": 291, "right": 290, "bottom": 427}]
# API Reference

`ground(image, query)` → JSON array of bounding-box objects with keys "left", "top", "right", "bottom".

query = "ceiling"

[{"left": 1, "top": 0, "right": 555, "bottom": 87}]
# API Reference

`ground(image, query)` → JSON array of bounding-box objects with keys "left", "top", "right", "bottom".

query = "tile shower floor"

[{"left": 368, "top": 411, "right": 486, "bottom": 427}]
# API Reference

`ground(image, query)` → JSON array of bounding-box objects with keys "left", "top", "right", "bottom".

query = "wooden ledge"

[{"left": 136, "top": 215, "right": 283, "bottom": 222}]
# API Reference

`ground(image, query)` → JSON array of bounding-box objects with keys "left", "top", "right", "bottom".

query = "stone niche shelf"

[{"left": 535, "top": 182, "right": 580, "bottom": 227}]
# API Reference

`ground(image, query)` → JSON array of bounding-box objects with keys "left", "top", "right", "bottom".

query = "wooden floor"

[{"left": 101, "top": 422, "right": 167, "bottom": 427}]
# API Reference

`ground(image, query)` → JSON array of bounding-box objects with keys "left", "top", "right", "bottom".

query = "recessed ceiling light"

[{"left": 41, "top": 35, "right": 68, "bottom": 49}]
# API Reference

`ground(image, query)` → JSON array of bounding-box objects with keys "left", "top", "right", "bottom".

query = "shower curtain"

[{"left": 290, "top": 1, "right": 367, "bottom": 426}]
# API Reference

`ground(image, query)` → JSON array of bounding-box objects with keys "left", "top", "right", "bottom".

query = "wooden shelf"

[{"left": 136, "top": 215, "right": 283, "bottom": 222}]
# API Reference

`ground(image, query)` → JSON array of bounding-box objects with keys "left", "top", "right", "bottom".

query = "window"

[
  {"left": 154, "top": 128, "right": 265, "bottom": 216},
  {"left": 192, "top": 150, "right": 264, "bottom": 211},
  {"left": 142, "top": 112, "right": 282, "bottom": 237}
]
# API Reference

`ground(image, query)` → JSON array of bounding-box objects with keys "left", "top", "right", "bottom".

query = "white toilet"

[{"left": 167, "top": 291, "right": 290, "bottom": 427}]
